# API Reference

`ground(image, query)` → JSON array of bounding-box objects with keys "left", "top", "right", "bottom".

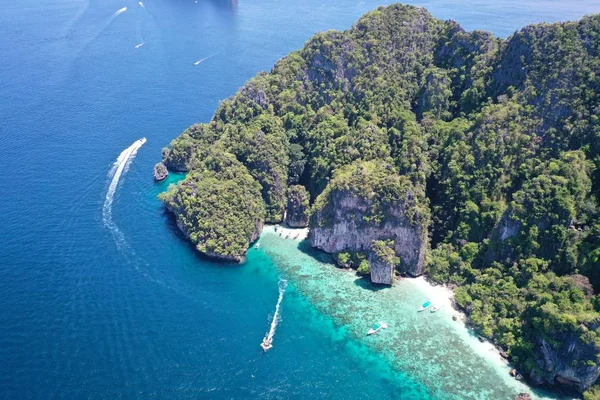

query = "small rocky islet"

[{"left": 157, "top": 3, "right": 600, "bottom": 397}]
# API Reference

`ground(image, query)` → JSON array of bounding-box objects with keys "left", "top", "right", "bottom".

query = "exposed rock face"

[
  {"left": 285, "top": 185, "right": 310, "bottom": 228},
  {"left": 310, "top": 177, "right": 428, "bottom": 276},
  {"left": 153, "top": 162, "right": 168, "bottom": 181},
  {"left": 367, "top": 240, "right": 398, "bottom": 285},
  {"left": 533, "top": 322, "right": 600, "bottom": 392}
]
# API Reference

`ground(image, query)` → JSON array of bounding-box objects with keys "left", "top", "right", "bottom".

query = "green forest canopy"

[{"left": 160, "top": 3, "right": 600, "bottom": 394}]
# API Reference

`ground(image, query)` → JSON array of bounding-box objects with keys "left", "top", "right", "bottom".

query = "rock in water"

[
  {"left": 285, "top": 185, "right": 310, "bottom": 228},
  {"left": 153, "top": 162, "right": 168, "bottom": 181},
  {"left": 367, "top": 240, "right": 398, "bottom": 285},
  {"left": 309, "top": 160, "right": 429, "bottom": 276}
]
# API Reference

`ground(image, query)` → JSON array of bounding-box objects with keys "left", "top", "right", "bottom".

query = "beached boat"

[
  {"left": 418, "top": 301, "right": 432, "bottom": 312},
  {"left": 430, "top": 304, "right": 443, "bottom": 313},
  {"left": 367, "top": 322, "right": 388, "bottom": 335}
]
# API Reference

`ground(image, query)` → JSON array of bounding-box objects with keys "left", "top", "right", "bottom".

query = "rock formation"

[
  {"left": 153, "top": 162, "right": 168, "bottom": 181},
  {"left": 309, "top": 161, "right": 429, "bottom": 277},
  {"left": 367, "top": 240, "right": 399, "bottom": 285},
  {"left": 532, "top": 320, "right": 600, "bottom": 392},
  {"left": 285, "top": 185, "right": 310, "bottom": 228}
]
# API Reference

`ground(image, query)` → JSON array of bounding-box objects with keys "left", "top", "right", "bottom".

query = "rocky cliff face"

[
  {"left": 367, "top": 240, "right": 399, "bottom": 285},
  {"left": 532, "top": 321, "right": 600, "bottom": 392},
  {"left": 153, "top": 162, "right": 168, "bottom": 181},
  {"left": 285, "top": 185, "right": 310, "bottom": 228},
  {"left": 310, "top": 189, "right": 428, "bottom": 277}
]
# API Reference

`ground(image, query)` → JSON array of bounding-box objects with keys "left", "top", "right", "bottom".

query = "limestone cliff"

[
  {"left": 368, "top": 240, "right": 399, "bottom": 285},
  {"left": 285, "top": 185, "right": 310, "bottom": 228},
  {"left": 531, "top": 319, "right": 600, "bottom": 392},
  {"left": 309, "top": 161, "right": 429, "bottom": 277}
]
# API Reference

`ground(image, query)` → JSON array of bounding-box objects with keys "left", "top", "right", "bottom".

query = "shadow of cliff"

[{"left": 353, "top": 276, "right": 390, "bottom": 292}]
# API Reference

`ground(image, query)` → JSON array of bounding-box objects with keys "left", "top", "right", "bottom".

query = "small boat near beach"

[
  {"left": 255, "top": 243, "right": 260, "bottom": 249},
  {"left": 418, "top": 301, "right": 432, "bottom": 312},
  {"left": 430, "top": 304, "right": 443, "bottom": 313},
  {"left": 367, "top": 322, "right": 388, "bottom": 335}
]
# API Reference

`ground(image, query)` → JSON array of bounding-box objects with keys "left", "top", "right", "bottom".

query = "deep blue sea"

[{"left": 2, "top": 0, "right": 599, "bottom": 399}]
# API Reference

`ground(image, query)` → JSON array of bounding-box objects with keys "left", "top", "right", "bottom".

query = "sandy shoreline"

[
  {"left": 259, "top": 226, "right": 545, "bottom": 398},
  {"left": 262, "top": 224, "right": 309, "bottom": 241}
]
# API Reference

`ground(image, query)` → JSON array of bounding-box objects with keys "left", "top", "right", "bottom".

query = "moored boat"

[
  {"left": 367, "top": 322, "right": 388, "bottom": 335},
  {"left": 418, "top": 301, "right": 432, "bottom": 312},
  {"left": 430, "top": 304, "right": 443, "bottom": 313}
]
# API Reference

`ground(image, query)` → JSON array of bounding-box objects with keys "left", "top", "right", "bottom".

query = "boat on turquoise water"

[
  {"left": 430, "top": 304, "right": 443, "bottom": 313},
  {"left": 367, "top": 322, "right": 388, "bottom": 335},
  {"left": 255, "top": 242, "right": 260, "bottom": 248},
  {"left": 260, "top": 336, "right": 272, "bottom": 351},
  {"left": 418, "top": 301, "right": 432, "bottom": 312}
]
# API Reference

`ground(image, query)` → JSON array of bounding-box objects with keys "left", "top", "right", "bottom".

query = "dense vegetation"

[
  {"left": 160, "top": 4, "right": 600, "bottom": 394},
  {"left": 159, "top": 147, "right": 265, "bottom": 261}
]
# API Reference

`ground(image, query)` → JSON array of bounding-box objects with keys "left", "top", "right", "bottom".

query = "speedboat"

[
  {"left": 367, "top": 322, "right": 388, "bottom": 335},
  {"left": 418, "top": 301, "right": 432, "bottom": 312},
  {"left": 260, "top": 336, "right": 272, "bottom": 351},
  {"left": 430, "top": 304, "right": 443, "bottom": 313}
]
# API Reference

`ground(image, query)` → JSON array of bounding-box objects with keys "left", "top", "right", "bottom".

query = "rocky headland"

[{"left": 158, "top": 3, "right": 600, "bottom": 395}]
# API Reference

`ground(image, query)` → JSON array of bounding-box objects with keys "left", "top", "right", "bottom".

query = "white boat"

[
  {"left": 418, "top": 301, "right": 432, "bottom": 312},
  {"left": 430, "top": 304, "right": 443, "bottom": 313},
  {"left": 260, "top": 336, "right": 272, "bottom": 351},
  {"left": 255, "top": 243, "right": 260, "bottom": 249},
  {"left": 367, "top": 322, "right": 388, "bottom": 335}
]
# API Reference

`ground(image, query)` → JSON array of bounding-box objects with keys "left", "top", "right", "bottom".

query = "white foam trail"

[
  {"left": 103, "top": 138, "right": 146, "bottom": 229},
  {"left": 193, "top": 50, "right": 222, "bottom": 66},
  {"left": 113, "top": 7, "right": 127, "bottom": 17},
  {"left": 135, "top": 42, "right": 145, "bottom": 49},
  {"left": 138, "top": 1, "right": 145, "bottom": 8},
  {"left": 265, "top": 280, "right": 287, "bottom": 343}
]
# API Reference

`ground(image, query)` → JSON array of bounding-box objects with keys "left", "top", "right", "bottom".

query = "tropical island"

[{"left": 157, "top": 4, "right": 600, "bottom": 397}]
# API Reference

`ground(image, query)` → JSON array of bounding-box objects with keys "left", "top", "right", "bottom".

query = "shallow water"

[
  {"left": 259, "top": 227, "right": 563, "bottom": 400},
  {"left": 1, "top": 0, "right": 599, "bottom": 398}
]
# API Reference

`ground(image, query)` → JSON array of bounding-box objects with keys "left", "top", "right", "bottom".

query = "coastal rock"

[
  {"left": 285, "top": 185, "right": 310, "bottom": 228},
  {"left": 153, "top": 162, "right": 168, "bottom": 181},
  {"left": 309, "top": 161, "right": 429, "bottom": 276},
  {"left": 367, "top": 240, "right": 398, "bottom": 285},
  {"left": 533, "top": 323, "right": 600, "bottom": 392}
]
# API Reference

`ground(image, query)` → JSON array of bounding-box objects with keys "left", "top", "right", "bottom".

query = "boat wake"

[
  {"left": 193, "top": 51, "right": 222, "bottom": 66},
  {"left": 261, "top": 279, "right": 287, "bottom": 351},
  {"left": 135, "top": 42, "right": 145, "bottom": 49},
  {"left": 113, "top": 7, "right": 128, "bottom": 17},
  {"left": 102, "top": 138, "right": 146, "bottom": 235}
]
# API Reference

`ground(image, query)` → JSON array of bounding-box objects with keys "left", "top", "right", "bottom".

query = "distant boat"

[
  {"left": 135, "top": 42, "right": 145, "bottom": 49},
  {"left": 255, "top": 243, "right": 260, "bottom": 249},
  {"left": 418, "top": 301, "right": 432, "bottom": 312},
  {"left": 367, "top": 322, "right": 388, "bottom": 335},
  {"left": 430, "top": 304, "right": 443, "bottom": 313}
]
